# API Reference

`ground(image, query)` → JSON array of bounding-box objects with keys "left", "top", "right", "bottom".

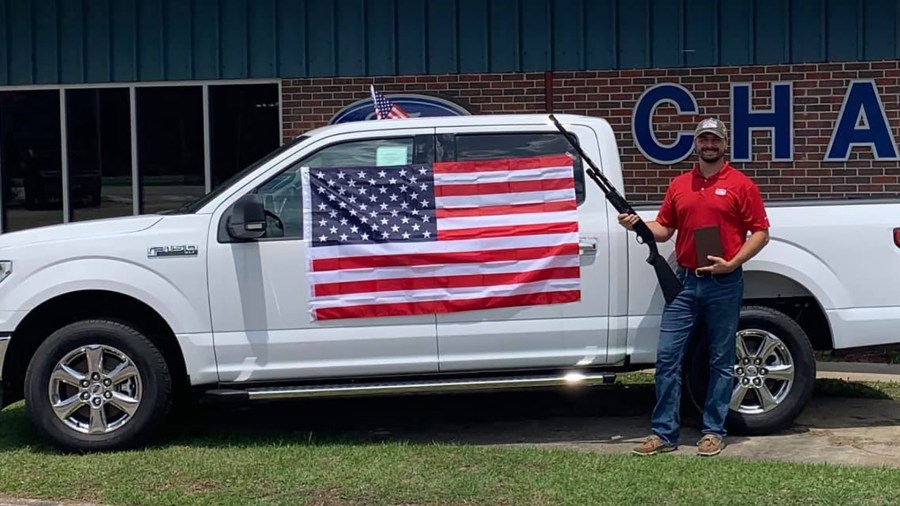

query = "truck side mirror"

[{"left": 227, "top": 193, "right": 267, "bottom": 240}]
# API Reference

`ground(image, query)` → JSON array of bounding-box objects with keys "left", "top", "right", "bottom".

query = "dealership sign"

[
  {"left": 633, "top": 79, "right": 898, "bottom": 164},
  {"left": 330, "top": 93, "right": 471, "bottom": 124}
]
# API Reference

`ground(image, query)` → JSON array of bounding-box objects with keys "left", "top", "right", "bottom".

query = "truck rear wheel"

[
  {"left": 24, "top": 320, "right": 172, "bottom": 452},
  {"left": 684, "top": 305, "right": 816, "bottom": 435}
]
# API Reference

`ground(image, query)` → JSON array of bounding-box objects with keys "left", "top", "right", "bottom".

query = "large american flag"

[
  {"left": 301, "top": 154, "right": 581, "bottom": 321},
  {"left": 370, "top": 85, "right": 409, "bottom": 119}
]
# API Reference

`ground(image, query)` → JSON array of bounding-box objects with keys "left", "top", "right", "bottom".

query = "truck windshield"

[{"left": 168, "top": 135, "right": 311, "bottom": 214}]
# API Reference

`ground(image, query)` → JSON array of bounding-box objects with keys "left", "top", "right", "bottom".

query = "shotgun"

[{"left": 549, "top": 114, "right": 683, "bottom": 304}]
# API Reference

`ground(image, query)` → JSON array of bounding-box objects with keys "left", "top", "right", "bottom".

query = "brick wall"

[{"left": 282, "top": 60, "right": 900, "bottom": 202}]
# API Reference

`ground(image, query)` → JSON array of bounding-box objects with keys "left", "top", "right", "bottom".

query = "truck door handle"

[{"left": 579, "top": 237, "right": 598, "bottom": 255}]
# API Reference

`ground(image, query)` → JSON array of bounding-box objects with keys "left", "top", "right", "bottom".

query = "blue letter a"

[{"left": 825, "top": 80, "right": 899, "bottom": 161}]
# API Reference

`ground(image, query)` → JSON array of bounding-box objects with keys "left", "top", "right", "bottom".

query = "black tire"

[
  {"left": 684, "top": 305, "right": 816, "bottom": 435},
  {"left": 24, "top": 319, "right": 173, "bottom": 452}
]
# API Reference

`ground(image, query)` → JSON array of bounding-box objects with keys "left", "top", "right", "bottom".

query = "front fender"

[{"left": 0, "top": 257, "right": 210, "bottom": 334}]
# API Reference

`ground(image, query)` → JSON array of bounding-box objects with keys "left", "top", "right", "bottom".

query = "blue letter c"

[{"left": 632, "top": 84, "right": 699, "bottom": 165}]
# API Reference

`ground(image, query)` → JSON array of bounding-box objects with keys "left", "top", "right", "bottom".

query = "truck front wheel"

[
  {"left": 24, "top": 320, "right": 173, "bottom": 452},
  {"left": 684, "top": 305, "right": 816, "bottom": 435}
]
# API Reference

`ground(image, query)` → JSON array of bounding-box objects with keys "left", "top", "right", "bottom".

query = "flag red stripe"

[
  {"left": 312, "top": 242, "right": 579, "bottom": 271},
  {"left": 436, "top": 199, "right": 576, "bottom": 218},
  {"left": 314, "top": 266, "right": 580, "bottom": 297},
  {"left": 434, "top": 177, "right": 573, "bottom": 197},
  {"left": 314, "top": 290, "right": 581, "bottom": 320},
  {"left": 433, "top": 155, "right": 573, "bottom": 174},
  {"left": 436, "top": 221, "right": 578, "bottom": 241}
]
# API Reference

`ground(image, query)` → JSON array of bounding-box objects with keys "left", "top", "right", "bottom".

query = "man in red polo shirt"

[{"left": 620, "top": 117, "right": 770, "bottom": 457}]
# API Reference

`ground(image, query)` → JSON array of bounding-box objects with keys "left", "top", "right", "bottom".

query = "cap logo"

[{"left": 700, "top": 118, "right": 719, "bottom": 129}]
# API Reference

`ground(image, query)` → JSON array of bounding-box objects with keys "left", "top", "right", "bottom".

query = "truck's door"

[
  {"left": 433, "top": 123, "right": 611, "bottom": 371},
  {"left": 206, "top": 129, "right": 439, "bottom": 383}
]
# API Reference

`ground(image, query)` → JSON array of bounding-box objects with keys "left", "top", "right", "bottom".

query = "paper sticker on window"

[{"left": 376, "top": 146, "right": 409, "bottom": 166}]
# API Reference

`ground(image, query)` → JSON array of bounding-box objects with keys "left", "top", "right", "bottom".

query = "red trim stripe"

[
  {"left": 315, "top": 266, "right": 580, "bottom": 297},
  {"left": 312, "top": 242, "right": 579, "bottom": 271},
  {"left": 436, "top": 221, "right": 578, "bottom": 241},
  {"left": 434, "top": 177, "right": 573, "bottom": 197},
  {"left": 433, "top": 154, "right": 573, "bottom": 174},
  {"left": 436, "top": 199, "right": 576, "bottom": 218},
  {"left": 314, "top": 290, "right": 581, "bottom": 320}
]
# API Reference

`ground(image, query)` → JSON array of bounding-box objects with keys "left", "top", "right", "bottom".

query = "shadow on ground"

[
  {"left": 162, "top": 380, "right": 899, "bottom": 450},
  {"left": 1, "top": 380, "right": 897, "bottom": 459}
]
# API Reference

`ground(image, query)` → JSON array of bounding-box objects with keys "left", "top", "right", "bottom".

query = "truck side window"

[
  {"left": 254, "top": 138, "right": 416, "bottom": 239},
  {"left": 454, "top": 133, "right": 586, "bottom": 205}
]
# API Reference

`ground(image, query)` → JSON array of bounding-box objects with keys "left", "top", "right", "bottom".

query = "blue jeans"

[{"left": 651, "top": 266, "right": 744, "bottom": 446}]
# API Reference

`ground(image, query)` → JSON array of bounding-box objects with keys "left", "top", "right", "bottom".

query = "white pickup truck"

[{"left": 1, "top": 113, "right": 898, "bottom": 452}]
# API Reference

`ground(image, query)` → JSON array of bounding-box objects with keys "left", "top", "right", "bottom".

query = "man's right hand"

[{"left": 618, "top": 212, "right": 639, "bottom": 231}]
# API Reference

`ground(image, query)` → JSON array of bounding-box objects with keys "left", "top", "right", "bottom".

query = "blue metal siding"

[
  {"left": 366, "top": 0, "right": 395, "bottom": 76},
  {"left": 249, "top": 0, "right": 277, "bottom": 78},
  {"left": 552, "top": 0, "right": 583, "bottom": 70},
  {"left": 791, "top": 0, "right": 825, "bottom": 62},
  {"left": 459, "top": 0, "right": 488, "bottom": 73},
  {"left": 489, "top": 0, "right": 519, "bottom": 72},
  {"left": 277, "top": 0, "right": 306, "bottom": 77},
  {"left": 618, "top": 0, "right": 650, "bottom": 69},
  {"left": 520, "top": 0, "right": 550, "bottom": 71},
  {"left": 1, "top": 0, "right": 900, "bottom": 85},
  {"left": 427, "top": 0, "right": 458, "bottom": 74},
  {"left": 864, "top": 0, "right": 897, "bottom": 60},
  {"left": 34, "top": 0, "right": 59, "bottom": 84},
  {"left": 336, "top": 0, "right": 366, "bottom": 76},
  {"left": 396, "top": 0, "right": 425, "bottom": 75},
  {"left": 683, "top": 0, "right": 714, "bottom": 67},
  {"left": 584, "top": 0, "right": 616, "bottom": 70}
]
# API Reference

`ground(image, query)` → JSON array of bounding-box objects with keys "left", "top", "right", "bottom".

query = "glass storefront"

[
  {"left": 0, "top": 81, "right": 279, "bottom": 233},
  {"left": 66, "top": 88, "right": 134, "bottom": 222},
  {"left": 137, "top": 86, "right": 206, "bottom": 214},
  {"left": 209, "top": 84, "right": 280, "bottom": 188},
  {"left": 0, "top": 90, "right": 64, "bottom": 232}
]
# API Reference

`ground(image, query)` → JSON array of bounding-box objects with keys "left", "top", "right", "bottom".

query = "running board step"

[{"left": 205, "top": 371, "right": 617, "bottom": 401}]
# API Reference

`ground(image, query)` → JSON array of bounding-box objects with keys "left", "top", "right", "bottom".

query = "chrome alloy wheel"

[
  {"left": 48, "top": 344, "right": 143, "bottom": 435},
  {"left": 731, "top": 329, "right": 794, "bottom": 415}
]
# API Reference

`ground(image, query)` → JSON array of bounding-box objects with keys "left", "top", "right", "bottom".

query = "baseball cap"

[{"left": 695, "top": 117, "right": 728, "bottom": 139}]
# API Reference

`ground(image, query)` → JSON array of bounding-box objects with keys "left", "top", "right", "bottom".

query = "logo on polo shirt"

[{"left": 715, "top": 188, "right": 727, "bottom": 196}]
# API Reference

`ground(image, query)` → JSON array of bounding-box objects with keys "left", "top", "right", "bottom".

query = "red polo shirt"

[{"left": 655, "top": 161, "right": 769, "bottom": 270}]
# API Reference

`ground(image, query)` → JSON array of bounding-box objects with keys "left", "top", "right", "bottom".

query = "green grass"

[{"left": 0, "top": 377, "right": 897, "bottom": 506}]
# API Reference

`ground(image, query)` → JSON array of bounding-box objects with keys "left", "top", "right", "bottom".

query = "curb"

[
  {"left": 814, "top": 361, "right": 900, "bottom": 383},
  {"left": 815, "top": 360, "right": 900, "bottom": 374}
]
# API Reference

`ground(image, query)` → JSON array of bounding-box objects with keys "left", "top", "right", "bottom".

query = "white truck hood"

[{"left": 0, "top": 215, "right": 164, "bottom": 250}]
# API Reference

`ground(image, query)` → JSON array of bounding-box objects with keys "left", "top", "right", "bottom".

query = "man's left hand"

[{"left": 696, "top": 256, "right": 736, "bottom": 275}]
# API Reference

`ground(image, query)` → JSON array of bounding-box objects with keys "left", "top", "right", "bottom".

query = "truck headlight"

[{"left": 0, "top": 261, "right": 12, "bottom": 283}]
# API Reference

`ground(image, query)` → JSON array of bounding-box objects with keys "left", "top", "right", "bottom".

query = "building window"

[
  {"left": 136, "top": 86, "right": 206, "bottom": 214},
  {"left": 0, "top": 90, "right": 64, "bottom": 232},
  {"left": 0, "top": 81, "right": 280, "bottom": 233},
  {"left": 210, "top": 84, "right": 280, "bottom": 189},
  {"left": 66, "top": 88, "right": 133, "bottom": 222}
]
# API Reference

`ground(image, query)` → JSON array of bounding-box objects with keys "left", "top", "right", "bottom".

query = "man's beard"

[{"left": 700, "top": 149, "right": 724, "bottom": 163}]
